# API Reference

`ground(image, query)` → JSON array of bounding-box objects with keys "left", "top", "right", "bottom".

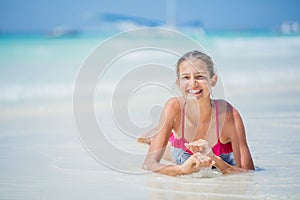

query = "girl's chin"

[
  {"left": 185, "top": 94, "right": 202, "bottom": 101},
  {"left": 184, "top": 93, "right": 210, "bottom": 101}
]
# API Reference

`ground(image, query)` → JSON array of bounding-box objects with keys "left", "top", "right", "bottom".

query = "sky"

[{"left": 1, "top": 0, "right": 300, "bottom": 32}]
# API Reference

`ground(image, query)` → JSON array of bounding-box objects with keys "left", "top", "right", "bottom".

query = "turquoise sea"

[{"left": 0, "top": 29, "right": 300, "bottom": 199}]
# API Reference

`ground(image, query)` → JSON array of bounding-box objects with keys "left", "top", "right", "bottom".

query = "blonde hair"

[{"left": 176, "top": 50, "right": 215, "bottom": 78}]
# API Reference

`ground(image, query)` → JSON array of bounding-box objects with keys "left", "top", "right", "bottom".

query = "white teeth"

[{"left": 188, "top": 89, "right": 201, "bottom": 94}]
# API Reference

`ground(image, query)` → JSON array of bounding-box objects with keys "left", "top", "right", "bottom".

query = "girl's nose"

[{"left": 189, "top": 76, "right": 197, "bottom": 87}]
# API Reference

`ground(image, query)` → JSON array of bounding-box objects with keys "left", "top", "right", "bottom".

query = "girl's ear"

[{"left": 210, "top": 74, "right": 218, "bottom": 87}]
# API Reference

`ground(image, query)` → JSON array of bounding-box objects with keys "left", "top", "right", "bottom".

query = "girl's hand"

[
  {"left": 179, "top": 152, "right": 215, "bottom": 175},
  {"left": 185, "top": 139, "right": 214, "bottom": 158}
]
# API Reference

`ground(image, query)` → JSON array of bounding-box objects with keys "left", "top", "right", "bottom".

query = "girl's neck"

[{"left": 185, "top": 98, "right": 213, "bottom": 123}]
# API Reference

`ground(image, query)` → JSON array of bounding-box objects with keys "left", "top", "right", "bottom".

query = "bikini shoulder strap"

[
  {"left": 181, "top": 103, "right": 186, "bottom": 139},
  {"left": 215, "top": 100, "right": 220, "bottom": 138}
]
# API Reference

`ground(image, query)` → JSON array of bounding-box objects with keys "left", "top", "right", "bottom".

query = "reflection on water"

[{"left": 144, "top": 173, "right": 256, "bottom": 200}]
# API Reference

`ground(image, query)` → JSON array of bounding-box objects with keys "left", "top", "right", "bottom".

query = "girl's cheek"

[
  {"left": 199, "top": 79, "right": 210, "bottom": 86},
  {"left": 178, "top": 80, "right": 187, "bottom": 88},
  {"left": 179, "top": 85, "right": 185, "bottom": 93}
]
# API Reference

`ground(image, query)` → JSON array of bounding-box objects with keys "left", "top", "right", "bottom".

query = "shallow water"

[{"left": 0, "top": 30, "right": 300, "bottom": 199}]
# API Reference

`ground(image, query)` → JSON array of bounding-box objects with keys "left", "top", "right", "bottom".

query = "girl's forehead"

[{"left": 179, "top": 60, "right": 208, "bottom": 73}]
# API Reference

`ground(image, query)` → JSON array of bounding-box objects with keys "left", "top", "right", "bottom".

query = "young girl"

[{"left": 140, "top": 50, "right": 254, "bottom": 176}]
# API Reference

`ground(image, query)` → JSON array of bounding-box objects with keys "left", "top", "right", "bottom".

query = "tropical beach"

[
  {"left": 0, "top": 29, "right": 300, "bottom": 199},
  {"left": 1, "top": 0, "right": 300, "bottom": 199}
]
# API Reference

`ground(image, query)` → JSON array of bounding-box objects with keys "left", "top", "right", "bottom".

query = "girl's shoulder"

[
  {"left": 164, "top": 97, "right": 184, "bottom": 114},
  {"left": 214, "top": 99, "right": 236, "bottom": 114},
  {"left": 165, "top": 97, "right": 183, "bottom": 108},
  {"left": 215, "top": 99, "right": 241, "bottom": 120}
]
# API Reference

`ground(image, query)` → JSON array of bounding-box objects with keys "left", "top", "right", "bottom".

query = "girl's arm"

[
  {"left": 230, "top": 107, "right": 255, "bottom": 170},
  {"left": 185, "top": 139, "right": 249, "bottom": 174},
  {"left": 142, "top": 98, "right": 214, "bottom": 176},
  {"left": 212, "top": 155, "right": 248, "bottom": 174}
]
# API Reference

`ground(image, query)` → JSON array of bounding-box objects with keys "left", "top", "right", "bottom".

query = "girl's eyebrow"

[{"left": 180, "top": 71, "right": 207, "bottom": 76}]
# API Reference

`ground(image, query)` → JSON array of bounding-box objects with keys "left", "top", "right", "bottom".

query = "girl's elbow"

[
  {"left": 142, "top": 160, "right": 152, "bottom": 171},
  {"left": 142, "top": 159, "right": 159, "bottom": 172},
  {"left": 242, "top": 161, "right": 255, "bottom": 171}
]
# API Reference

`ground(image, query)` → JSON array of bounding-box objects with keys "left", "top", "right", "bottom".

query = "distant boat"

[
  {"left": 98, "top": 13, "right": 163, "bottom": 28},
  {"left": 96, "top": 13, "right": 206, "bottom": 33},
  {"left": 280, "top": 21, "right": 299, "bottom": 34},
  {"left": 47, "top": 26, "right": 80, "bottom": 38}
]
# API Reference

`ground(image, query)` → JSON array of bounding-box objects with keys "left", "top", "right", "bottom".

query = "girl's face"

[{"left": 177, "top": 60, "right": 216, "bottom": 100}]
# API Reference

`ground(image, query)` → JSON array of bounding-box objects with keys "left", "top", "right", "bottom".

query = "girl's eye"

[{"left": 195, "top": 75, "right": 205, "bottom": 80}]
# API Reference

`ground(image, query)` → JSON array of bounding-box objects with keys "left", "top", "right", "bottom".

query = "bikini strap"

[
  {"left": 181, "top": 103, "right": 186, "bottom": 140},
  {"left": 215, "top": 100, "right": 220, "bottom": 139}
]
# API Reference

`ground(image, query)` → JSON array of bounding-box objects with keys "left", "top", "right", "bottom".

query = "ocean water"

[{"left": 0, "top": 29, "right": 300, "bottom": 199}]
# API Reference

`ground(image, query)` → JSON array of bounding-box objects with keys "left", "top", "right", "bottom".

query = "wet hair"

[{"left": 176, "top": 50, "right": 215, "bottom": 78}]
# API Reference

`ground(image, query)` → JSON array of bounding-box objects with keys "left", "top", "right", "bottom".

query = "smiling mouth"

[{"left": 187, "top": 89, "right": 203, "bottom": 95}]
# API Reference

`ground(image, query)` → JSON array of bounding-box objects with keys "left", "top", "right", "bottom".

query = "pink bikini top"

[{"left": 169, "top": 100, "right": 233, "bottom": 156}]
